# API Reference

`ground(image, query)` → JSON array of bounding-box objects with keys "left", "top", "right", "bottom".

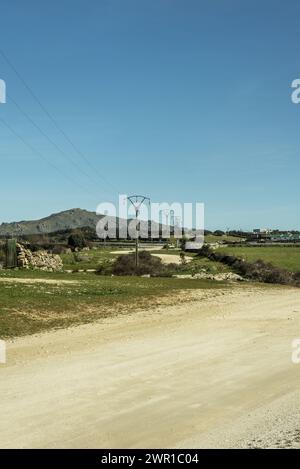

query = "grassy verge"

[
  {"left": 175, "top": 256, "right": 230, "bottom": 275},
  {"left": 204, "top": 234, "right": 244, "bottom": 244},
  {"left": 0, "top": 269, "right": 226, "bottom": 338},
  {"left": 218, "top": 246, "right": 300, "bottom": 273}
]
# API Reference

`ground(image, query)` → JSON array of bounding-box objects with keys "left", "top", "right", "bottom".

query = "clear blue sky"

[{"left": 0, "top": 0, "right": 300, "bottom": 230}]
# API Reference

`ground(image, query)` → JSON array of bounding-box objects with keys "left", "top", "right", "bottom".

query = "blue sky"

[{"left": 0, "top": 0, "right": 300, "bottom": 230}]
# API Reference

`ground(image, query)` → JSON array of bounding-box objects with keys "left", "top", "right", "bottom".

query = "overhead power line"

[
  {"left": 0, "top": 48, "right": 119, "bottom": 194},
  {"left": 8, "top": 93, "right": 112, "bottom": 196},
  {"left": 127, "top": 195, "right": 150, "bottom": 267},
  {"left": 0, "top": 115, "right": 98, "bottom": 197}
]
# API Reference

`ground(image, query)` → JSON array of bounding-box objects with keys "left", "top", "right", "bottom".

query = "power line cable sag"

[
  {"left": 0, "top": 48, "right": 120, "bottom": 194},
  {"left": 0, "top": 116, "right": 98, "bottom": 198},
  {"left": 8, "top": 93, "right": 112, "bottom": 196}
]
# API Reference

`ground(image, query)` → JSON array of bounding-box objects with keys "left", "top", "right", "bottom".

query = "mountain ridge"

[{"left": 0, "top": 208, "right": 104, "bottom": 236}]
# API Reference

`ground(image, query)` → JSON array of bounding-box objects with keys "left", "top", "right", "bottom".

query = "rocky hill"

[
  {"left": 0, "top": 209, "right": 104, "bottom": 236},
  {"left": 0, "top": 208, "right": 196, "bottom": 240}
]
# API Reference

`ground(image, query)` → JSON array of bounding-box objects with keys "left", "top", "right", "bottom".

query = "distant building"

[
  {"left": 271, "top": 233, "right": 300, "bottom": 242},
  {"left": 253, "top": 228, "right": 271, "bottom": 234}
]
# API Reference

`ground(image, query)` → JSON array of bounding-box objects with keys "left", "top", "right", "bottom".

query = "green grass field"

[
  {"left": 218, "top": 245, "right": 300, "bottom": 273},
  {"left": 3, "top": 244, "right": 291, "bottom": 339},
  {"left": 178, "top": 256, "right": 230, "bottom": 274},
  {"left": 60, "top": 247, "right": 122, "bottom": 270},
  {"left": 0, "top": 269, "right": 226, "bottom": 338},
  {"left": 204, "top": 234, "right": 244, "bottom": 244},
  {"left": 60, "top": 247, "right": 229, "bottom": 275}
]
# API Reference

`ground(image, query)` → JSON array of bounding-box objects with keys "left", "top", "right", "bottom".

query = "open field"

[
  {"left": 60, "top": 248, "right": 121, "bottom": 270},
  {"left": 111, "top": 250, "right": 194, "bottom": 265},
  {"left": 1, "top": 283, "right": 300, "bottom": 449},
  {"left": 218, "top": 245, "right": 300, "bottom": 272},
  {"left": 204, "top": 234, "right": 244, "bottom": 244},
  {"left": 60, "top": 247, "right": 192, "bottom": 270},
  {"left": 60, "top": 246, "right": 230, "bottom": 275},
  {"left": 0, "top": 269, "right": 225, "bottom": 338},
  {"left": 1, "top": 245, "right": 298, "bottom": 341}
]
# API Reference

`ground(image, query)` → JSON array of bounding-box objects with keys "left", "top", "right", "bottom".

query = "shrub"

[
  {"left": 0, "top": 244, "right": 5, "bottom": 266},
  {"left": 213, "top": 230, "right": 225, "bottom": 236},
  {"left": 112, "top": 251, "right": 160, "bottom": 276},
  {"left": 293, "top": 271, "right": 300, "bottom": 287},
  {"left": 110, "top": 250, "right": 178, "bottom": 277},
  {"left": 96, "top": 259, "right": 114, "bottom": 275},
  {"left": 198, "top": 246, "right": 295, "bottom": 286},
  {"left": 180, "top": 251, "right": 187, "bottom": 264},
  {"left": 74, "top": 252, "right": 90, "bottom": 263},
  {"left": 68, "top": 232, "right": 87, "bottom": 250},
  {"left": 51, "top": 244, "right": 67, "bottom": 254}
]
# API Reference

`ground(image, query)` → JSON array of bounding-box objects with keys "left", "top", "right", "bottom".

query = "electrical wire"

[{"left": 0, "top": 48, "right": 120, "bottom": 194}]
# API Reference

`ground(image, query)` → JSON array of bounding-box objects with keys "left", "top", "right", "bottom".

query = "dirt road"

[
  {"left": 151, "top": 253, "right": 192, "bottom": 264},
  {"left": 1, "top": 284, "right": 300, "bottom": 448},
  {"left": 111, "top": 249, "right": 192, "bottom": 264}
]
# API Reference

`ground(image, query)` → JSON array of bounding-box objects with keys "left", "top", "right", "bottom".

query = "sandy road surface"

[
  {"left": 152, "top": 253, "right": 192, "bottom": 264},
  {"left": 111, "top": 249, "right": 191, "bottom": 264},
  {"left": 1, "top": 285, "right": 300, "bottom": 448}
]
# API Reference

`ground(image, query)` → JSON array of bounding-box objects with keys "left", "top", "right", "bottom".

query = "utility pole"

[
  {"left": 160, "top": 209, "right": 170, "bottom": 243},
  {"left": 174, "top": 216, "right": 182, "bottom": 248},
  {"left": 127, "top": 195, "right": 150, "bottom": 267},
  {"left": 160, "top": 209, "right": 170, "bottom": 227},
  {"left": 160, "top": 209, "right": 176, "bottom": 243}
]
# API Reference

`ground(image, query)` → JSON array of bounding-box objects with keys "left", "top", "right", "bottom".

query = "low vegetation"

[
  {"left": 204, "top": 233, "right": 244, "bottom": 244},
  {"left": 0, "top": 269, "right": 225, "bottom": 338},
  {"left": 198, "top": 245, "right": 299, "bottom": 286},
  {"left": 218, "top": 245, "right": 300, "bottom": 273},
  {"left": 3, "top": 240, "right": 299, "bottom": 340},
  {"left": 99, "top": 251, "right": 176, "bottom": 276},
  {"left": 60, "top": 247, "right": 117, "bottom": 270}
]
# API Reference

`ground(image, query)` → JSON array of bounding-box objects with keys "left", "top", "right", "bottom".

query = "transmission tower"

[
  {"left": 160, "top": 209, "right": 170, "bottom": 226},
  {"left": 127, "top": 195, "right": 150, "bottom": 267}
]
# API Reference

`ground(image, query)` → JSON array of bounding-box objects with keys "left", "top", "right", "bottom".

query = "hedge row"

[{"left": 198, "top": 246, "right": 298, "bottom": 286}]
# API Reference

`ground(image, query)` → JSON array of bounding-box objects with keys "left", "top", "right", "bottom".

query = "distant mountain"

[
  {"left": 0, "top": 208, "right": 197, "bottom": 240},
  {"left": 0, "top": 208, "right": 104, "bottom": 236}
]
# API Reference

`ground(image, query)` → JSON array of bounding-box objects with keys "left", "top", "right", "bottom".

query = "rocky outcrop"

[{"left": 16, "top": 244, "right": 63, "bottom": 272}]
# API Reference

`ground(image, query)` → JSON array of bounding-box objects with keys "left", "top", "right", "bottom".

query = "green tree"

[{"left": 67, "top": 232, "right": 87, "bottom": 250}]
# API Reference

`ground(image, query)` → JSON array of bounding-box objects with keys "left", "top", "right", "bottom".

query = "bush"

[
  {"left": 68, "top": 232, "right": 87, "bottom": 250},
  {"left": 0, "top": 244, "right": 5, "bottom": 266},
  {"left": 110, "top": 250, "right": 176, "bottom": 277},
  {"left": 96, "top": 259, "right": 114, "bottom": 275},
  {"left": 74, "top": 252, "right": 91, "bottom": 263},
  {"left": 293, "top": 271, "right": 300, "bottom": 287},
  {"left": 51, "top": 244, "right": 67, "bottom": 255},
  {"left": 198, "top": 246, "right": 295, "bottom": 285},
  {"left": 213, "top": 230, "right": 225, "bottom": 236}
]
